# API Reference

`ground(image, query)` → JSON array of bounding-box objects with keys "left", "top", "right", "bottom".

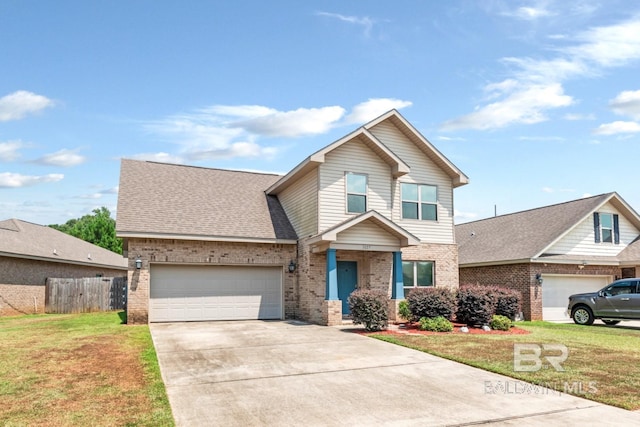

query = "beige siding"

[
  {"left": 336, "top": 221, "right": 400, "bottom": 246},
  {"left": 546, "top": 202, "right": 640, "bottom": 256},
  {"left": 369, "top": 121, "right": 455, "bottom": 244},
  {"left": 278, "top": 169, "right": 318, "bottom": 238},
  {"left": 318, "top": 138, "right": 392, "bottom": 232}
]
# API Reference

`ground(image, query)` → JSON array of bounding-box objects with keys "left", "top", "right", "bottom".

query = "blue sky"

[{"left": 1, "top": 1, "right": 639, "bottom": 226}]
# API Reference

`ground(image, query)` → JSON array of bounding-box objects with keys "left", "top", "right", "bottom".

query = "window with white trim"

[
  {"left": 401, "top": 183, "right": 437, "bottom": 220},
  {"left": 402, "top": 261, "right": 434, "bottom": 289},
  {"left": 346, "top": 172, "right": 367, "bottom": 213},
  {"left": 594, "top": 212, "right": 619, "bottom": 244}
]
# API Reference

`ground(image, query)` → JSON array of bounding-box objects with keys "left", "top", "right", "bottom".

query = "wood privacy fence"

[{"left": 45, "top": 277, "right": 127, "bottom": 314}]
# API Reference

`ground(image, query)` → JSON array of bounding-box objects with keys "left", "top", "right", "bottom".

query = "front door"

[{"left": 337, "top": 261, "right": 358, "bottom": 315}]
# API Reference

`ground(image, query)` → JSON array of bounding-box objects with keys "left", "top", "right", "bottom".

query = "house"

[
  {"left": 456, "top": 193, "right": 640, "bottom": 321},
  {"left": 0, "top": 219, "right": 128, "bottom": 316},
  {"left": 116, "top": 109, "right": 468, "bottom": 325}
]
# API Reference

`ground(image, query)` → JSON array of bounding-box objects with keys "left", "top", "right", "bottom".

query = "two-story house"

[
  {"left": 456, "top": 193, "right": 640, "bottom": 321},
  {"left": 116, "top": 110, "right": 468, "bottom": 325}
]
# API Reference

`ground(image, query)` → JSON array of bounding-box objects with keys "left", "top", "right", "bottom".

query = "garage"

[
  {"left": 542, "top": 274, "right": 612, "bottom": 321},
  {"left": 149, "top": 264, "right": 282, "bottom": 322}
]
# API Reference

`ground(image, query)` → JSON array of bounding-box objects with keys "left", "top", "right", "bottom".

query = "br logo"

[{"left": 513, "top": 344, "right": 568, "bottom": 372}]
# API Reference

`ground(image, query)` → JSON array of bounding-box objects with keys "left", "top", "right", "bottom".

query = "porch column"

[
  {"left": 326, "top": 248, "right": 338, "bottom": 300},
  {"left": 391, "top": 251, "right": 404, "bottom": 299}
]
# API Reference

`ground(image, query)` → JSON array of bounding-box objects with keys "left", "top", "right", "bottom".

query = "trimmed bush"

[
  {"left": 406, "top": 287, "right": 456, "bottom": 321},
  {"left": 493, "top": 288, "right": 522, "bottom": 320},
  {"left": 490, "top": 315, "right": 514, "bottom": 331},
  {"left": 456, "top": 285, "right": 497, "bottom": 326},
  {"left": 348, "top": 289, "right": 389, "bottom": 332},
  {"left": 398, "top": 300, "right": 413, "bottom": 323},
  {"left": 418, "top": 316, "right": 454, "bottom": 332}
]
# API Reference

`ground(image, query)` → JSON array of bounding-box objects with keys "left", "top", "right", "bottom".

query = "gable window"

[
  {"left": 402, "top": 261, "right": 434, "bottom": 290},
  {"left": 346, "top": 173, "right": 367, "bottom": 213},
  {"left": 594, "top": 212, "right": 619, "bottom": 244},
  {"left": 401, "top": 183, "right": 437, "bottom": 221}
]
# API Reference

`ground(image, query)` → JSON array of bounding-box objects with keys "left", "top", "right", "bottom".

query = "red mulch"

[{"left": 355, "top": 322, "right": 530, "bottom": 336}]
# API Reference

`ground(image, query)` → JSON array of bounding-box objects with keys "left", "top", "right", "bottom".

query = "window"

[
  {"left": 594, "top": 212, "right": 619, "bottom": 244},
  {"left": 346, "top": 173, "right": 367, "bottom": 213},
  {"left": 603, "top": 281, "right": 635, "bottom": 297},
  {"left": 402, "top": 261, "right": 434, "bottom": 289},
  {"left": 401, "top": 183, "right": 437, "bottom": 220}
]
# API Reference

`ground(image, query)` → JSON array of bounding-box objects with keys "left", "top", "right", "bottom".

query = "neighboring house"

[
  {"left": 0, "top": 219, "right": 128, "bottom": 316},
  {"left": 116, "top": 109, "right": 468, "bottom": 325},
  {"left": 456, "top": 193, "right": 640, "bottom": 321}
]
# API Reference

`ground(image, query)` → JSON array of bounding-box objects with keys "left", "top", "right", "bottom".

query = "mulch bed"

[{"left": 356, "top": 322, "right": 530, "bottom": 336}]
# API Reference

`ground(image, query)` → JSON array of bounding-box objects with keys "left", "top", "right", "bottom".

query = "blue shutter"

[
  {"left": 593, "top": 212, "right": 600, "bottom": 243},
  {"left": 613, "top": 214, "right": 620, "bottom": 244}
]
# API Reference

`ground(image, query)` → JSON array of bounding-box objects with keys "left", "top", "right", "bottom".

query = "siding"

[
  {"left": 278, "top": 169, "right": 318, "bottom": 238},
  {"left": 546, "top": 202, "right": 640, "bottom": 256},
  {"left": 336, "top": 221, "right": 400, "bottom": 246},
  {"left": 318, "top": 137, "right": 392, "bottom": 232},
  {"left": 369, "top": 121, "right": 455, "bottom": 244}
]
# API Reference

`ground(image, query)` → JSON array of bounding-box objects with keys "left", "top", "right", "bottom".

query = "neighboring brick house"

[
  {"left": 0, "top": 219, "right": 128, "bottom": 316},
  {"left": 116, "top": 109, "right": 469, "bottom": 325},
  {"left": 456, "top": 193, "right": 640, "bottom": 321}
]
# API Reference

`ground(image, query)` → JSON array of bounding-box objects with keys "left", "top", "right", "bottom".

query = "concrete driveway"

[{"left": 151, "top": 320, "right": 640, "bottom": 426}]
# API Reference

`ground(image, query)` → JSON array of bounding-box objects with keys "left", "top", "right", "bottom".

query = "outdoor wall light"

[
  {"left": 288, "top": 260, "right": 296, "bottom": 273},
  {"left": 535, "top": 273, "right": 543, "bottom": 285},
  {"left": 135, "top": 257, "right": 142, "bottom": 270}
]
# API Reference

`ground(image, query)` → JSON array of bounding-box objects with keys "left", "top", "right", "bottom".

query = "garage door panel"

[
  {"left": 150, "top": 265, "right": 282, "bottom": 322},
  {"left": 542, "top": 275, "right": 611, "bottom": 321}
]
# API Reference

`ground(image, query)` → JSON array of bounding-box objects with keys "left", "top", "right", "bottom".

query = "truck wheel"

[{"left": 572, "top": 306, "right": 594, "bottom": 325}]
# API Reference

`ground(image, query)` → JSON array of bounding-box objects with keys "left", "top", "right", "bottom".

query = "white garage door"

[
  {"left": 150, "top": 264, "right": 282, "bottom": 322},
  {"left": 542, "top": 275, "right": 611, "bottom": 321}
]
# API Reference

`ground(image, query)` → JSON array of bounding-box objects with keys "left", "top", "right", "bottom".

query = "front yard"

[
  {"left": 371, "top": 321, "right": 640, "bottom": 410},
  {"left": 0, "top": 312, "right": 173, "bottom": 426}
]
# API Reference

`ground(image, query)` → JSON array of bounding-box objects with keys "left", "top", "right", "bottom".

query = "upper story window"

[
  {"left": 401, "top": 183, "right": 437, "bottom": 221},
  {"left": 346, "top": 173, "right": 367, "bottom": 213},
  {"left": 594, "top": 212, "right": 619, "bottom": 244}
]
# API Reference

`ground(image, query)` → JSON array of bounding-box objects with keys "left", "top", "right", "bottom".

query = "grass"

[
  {"left": 0, "top": 311, "right": 174, "bottom": 426},
  {"left": 371, "top": 321, "right": 640, "bottom": 410}
]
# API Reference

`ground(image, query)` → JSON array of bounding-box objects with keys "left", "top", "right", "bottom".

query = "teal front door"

[{"left": 337, "top": 261, "right": 358, "bottom": 315}]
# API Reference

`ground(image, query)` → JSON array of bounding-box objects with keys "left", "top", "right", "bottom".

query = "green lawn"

[
  {"left": 371, "top": 321, "right": 640, "bottom": 410},
  {"left": 0, "top": 311, "right": 174, "bottom": 426}
]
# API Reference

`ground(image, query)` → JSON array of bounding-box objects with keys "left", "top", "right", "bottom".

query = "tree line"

[{"left": 49, "top": 207, "right": 122, "bottom": 254}]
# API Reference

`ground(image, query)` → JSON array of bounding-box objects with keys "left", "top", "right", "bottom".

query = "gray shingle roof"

[
  {"left": 456, "top": 193, "right": 615, "bottom": 265},
  {"left": 0, "top": 219, "right": 127, "bottom": 268},
  {"left": 116, "top": 159, "right": 297, "bottom": 241}
]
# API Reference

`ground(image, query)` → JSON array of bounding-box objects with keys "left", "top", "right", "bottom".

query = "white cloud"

[
  {"left": 592, "top": 120, "right": 640, "bottom": 135},
  {"left": 344, "top": 98, "right": 412, "bottom": 125},
  {"left": 0, "top": 90, "right": 54, "bottom": 122},
  {"left": 441, "top": 83, "right": 572, "bottom": 131},
  {"left": 564, "top": 113, "right": 595, "bottom": 121},
  {"left": 0, "top": 140, "right": 24, "bottom": 162},
  {"left": 232, "top": 106, "right": 345, "bottom": 137},
  {"left": 454, "top": 210, "right": 478, "bottom": 223},
  {"left": 316, "top": 11, "right": 375, "bottom": 37},
  {"left": 503, "top": 6, "right": 553, "bottom": 21},
  {"left": 609, "top": 89, "right": 640, "bottom": 120},
  {"left": 35, "top": 149, "right": 85, "bottom": 167},
  {"left": 128, "top": 152, "right": 185, "bottom": 164},
  {"left": 542, "top": 187, "right": 575, "bottom": 193},
  {"left": 185, "top": 141, "right": 278, "bottom": 161},
  {"left": 441, "top": 16, "right": 640, "bottom": 132},
  {"left": 0, "top": 172, "right": 63, "bottom": 188}
]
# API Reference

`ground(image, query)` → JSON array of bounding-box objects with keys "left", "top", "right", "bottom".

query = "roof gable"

[
  {"left": 0, "top": 219, "right": 126, "bottom": 268},
  {"left": 266, "top": 109, "right": 467, "bottom": 195},
  {"left": 456, "top": 193, "right": 618, "bottom": 265},
  {"left": 116, "top": 160, "right": 297, "bottom": 242}
]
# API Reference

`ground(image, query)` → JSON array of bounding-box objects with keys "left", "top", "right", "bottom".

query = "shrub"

[
  {"left": 406, "top": 287, "right": 456, "bottom": 321},
  {"left": 418, "top": 316, "right": 454, "bottom": 332},
  {"left": 456, "top": 285, "right": 497, "bottom": 326},
  {"left": 493, "top": 288, "right": 522, "bottom": 320},
  {"left": 398, "top": 300, "right": 413, "bottom": 323},
  {"left": 490, "top": 315, "right": 514, "bottom": 331},
  {"left": 348, "top": 289, "right": 389, "bottom": 332}
]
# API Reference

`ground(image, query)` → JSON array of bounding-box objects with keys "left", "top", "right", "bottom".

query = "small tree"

[
  {"left": 348, "top": 289, "right": 389, "bottom": 332},
  {"left": 49, "top": 207, "right": 122, "bottom": 254}
]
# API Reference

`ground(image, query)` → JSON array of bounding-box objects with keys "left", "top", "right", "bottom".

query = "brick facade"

[
  {"left": 460, "top": 263, "right": 626, "bottom": 320},
  {"left": 401, "top": 243, "right": 460, "bottom": 289},
  {"left": 0, "top": 256, "right": 125, "bottom": 316},
  {"left": 125, "top": 238, "right": 297, "bottom": 324}
]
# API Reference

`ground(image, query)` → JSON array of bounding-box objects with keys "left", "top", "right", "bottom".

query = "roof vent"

[
  {"left": 53, "top": 249, "right": 58, "bottom": 255},
  {"left": 87, "top": 253, "right": 91, "bottom": 260}
]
